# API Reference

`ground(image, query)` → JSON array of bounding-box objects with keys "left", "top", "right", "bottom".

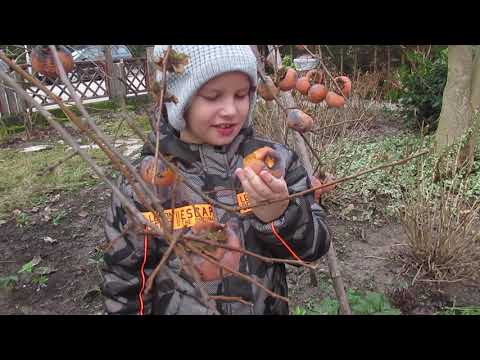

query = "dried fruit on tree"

[
  {"left": 156, "top": 49, "right": 190, "bottom": 74},
  {"left": 257, "top": 76, "right": 279, "bottom": 101},
  {"left": 325, "top": 91, "right": 346, "bottom": 108},
  {"left": 286, "top": 109, "right": 314, "bottom": 133},
  {"left": 334, "top": 76, "right": 352, "bottom": 97},
  {"left": 139, "top": 156, "right": 176, "bottom": 187},
  {"left": 308, "top": 84, "right": 328, "bottom": 103},
  {"left": 276, "top": 66, "right": 298, "bottom": 91},
  {"left": 186, "top": 221, "right": 242, "bottom": 281},
  {"left": 31, "top": 45, "right": 74, "bottom": 79},
  {"left": 296, "top": 76, "right": 311, "bottom": 95},
  {"left": 243, "top": 146, "right": 285, "bottom": 178},
  {"left": 306, "top": 69, "right": 324, "bottom": 85}
]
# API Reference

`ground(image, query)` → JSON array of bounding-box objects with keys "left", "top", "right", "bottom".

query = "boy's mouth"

[
  {"left": 213, "top": 123, "right": 237, "bottom": 136},
  {"left": 213, "top": 124, "right": 236, "bottom": 129}
]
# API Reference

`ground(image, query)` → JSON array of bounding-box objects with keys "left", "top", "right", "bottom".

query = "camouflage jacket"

[{"left": 101, "top": 120, "right": 330, "bottom": 315}]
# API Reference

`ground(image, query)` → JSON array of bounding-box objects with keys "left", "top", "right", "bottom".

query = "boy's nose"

[{"left": 219, "top": 98, "right": 237, "bottom": 117}]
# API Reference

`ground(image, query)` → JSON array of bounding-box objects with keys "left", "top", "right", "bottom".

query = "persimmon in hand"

[{"left": 243, "top": 146, "right": 285, "bottom": 179}]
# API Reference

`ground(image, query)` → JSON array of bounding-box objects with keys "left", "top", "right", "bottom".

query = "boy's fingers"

[
  {"left": 243, "top": 168, "right": 273, "bottom": 199},
  {"left": 259, "top": 171, "right": 288, "bottom": 194},
  {"left": 235, "top": 168, "right": 263, "bottom": 201}
]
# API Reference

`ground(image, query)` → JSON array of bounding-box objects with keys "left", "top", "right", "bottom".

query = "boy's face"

[{"left": 181, "top": 72, "right": 252, "bottom": 146}]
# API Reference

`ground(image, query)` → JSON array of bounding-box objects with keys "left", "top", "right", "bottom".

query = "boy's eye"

[
  {"left": 236, "top": 92, "right": 249, "bottom": 99},
  {"left": 201, "top": 94, "right": 219, "bottom": 101}
]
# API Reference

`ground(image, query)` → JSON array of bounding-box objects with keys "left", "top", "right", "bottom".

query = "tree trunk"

[
  {"left": 104, "top": 45, "right": 126, "bottom": 109},
  {"left": 470, "top": 46, "right": 480, "bottom": 110},
  {"left": 435, "top": 46, "right": 476, "bottom": 169},
  {"left": 104, "top": 46, "right": 115, "bottom": 99}
]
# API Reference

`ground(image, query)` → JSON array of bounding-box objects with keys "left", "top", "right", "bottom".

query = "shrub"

[
  {"left": 387, "top": 48, "right": 448, "bottom": 132},
  {"left": 398, "top": 149, "right": 480, "bottom": 283}
]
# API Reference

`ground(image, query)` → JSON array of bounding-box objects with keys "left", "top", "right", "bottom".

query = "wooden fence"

[{"left": 0, "top": 56, "right": 151, "bottom": 116}]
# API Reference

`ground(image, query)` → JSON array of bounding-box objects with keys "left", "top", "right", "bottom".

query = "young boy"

[{"left": 101, "top": 45, "right": 331, "bottom": 315}]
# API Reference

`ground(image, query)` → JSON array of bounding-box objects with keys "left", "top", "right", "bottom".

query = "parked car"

[
  {"left": 71, "top": 45, "right": 134, "bottom": 82},
  {"left": 72, "top": 45, "right": 133, "bottom": 62}
]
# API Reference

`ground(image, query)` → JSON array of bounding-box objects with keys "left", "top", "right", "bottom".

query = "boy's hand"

[{"left": 235, "top": 167, "right": 289, "bottom": 223}]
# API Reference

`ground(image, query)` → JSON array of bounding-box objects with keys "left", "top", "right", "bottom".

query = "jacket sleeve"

[
  {"left": 101, "top": 176, "right": 161, "bottom": 315},
  {"left": 248, "top": 149, "right": 331, "bottom": 262}
]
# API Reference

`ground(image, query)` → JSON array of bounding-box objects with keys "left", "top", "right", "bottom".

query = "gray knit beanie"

[{"left": 153, "top": 45, "right": 258, "bottom": 132}]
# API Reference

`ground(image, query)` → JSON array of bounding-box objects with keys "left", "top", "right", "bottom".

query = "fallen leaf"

[
  {"left": 78, "top": 211, "right": 88, "bottom": 218},
  {"left": 43, "top": 236, "right": 57, "bottom": 244},
  {"left": 21, "top": 145, "right": 52, "bottom": 153},
  {"left": 0, "top": 220, "right": 7, "bottom": 226},
  {"left": 31, "top": 256, "right": 42, "bottom": 267}
]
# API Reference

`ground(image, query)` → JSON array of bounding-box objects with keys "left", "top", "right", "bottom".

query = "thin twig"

[
  {"left": 181, "top": 240, "right": 289, "bottom": 303},
  {"left": 310, "top": 118, "right": 369, "bottom": 133},
  {"left": 144, "top": 230, "right": 182, "bottom": 294},
  {"left": 37, "top": 150, "right": 79, "bottom": 176},
  {"left": 184, "top": 234, "right": 317, "bottom": 269},
  {"left": 209, "top": 295, "right": 253, "bottom": 307},
  {"left": 298, "top": 132, "right": 325, "bottom": 178},
  {"left": 100, "top": 223, "right": 133, "bottom": 252},
  {"left": 175, "top": 246, "right": 220, "bottom": 314},
  {"left": 364, "top": 256, "right": 387, "bottom": 260},
  {"left": 153, "top": 46, "right": 171, "bottom": 183}
]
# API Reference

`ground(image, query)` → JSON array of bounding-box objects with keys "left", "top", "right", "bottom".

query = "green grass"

[
  {"left": 436, "top": 306, "right": 480, "bottom": 315},
  {"left": 293, "top": 289, "right": 401, "bottom": 315},
  {"left": 0, "top": 95, "right": 153, "bottom": 222},
  {"left": 0, "top": 144, "right": 107, "bottom": 220},
  {"left": 97, "top": 113, "right": 151, "bottom": 139}
]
